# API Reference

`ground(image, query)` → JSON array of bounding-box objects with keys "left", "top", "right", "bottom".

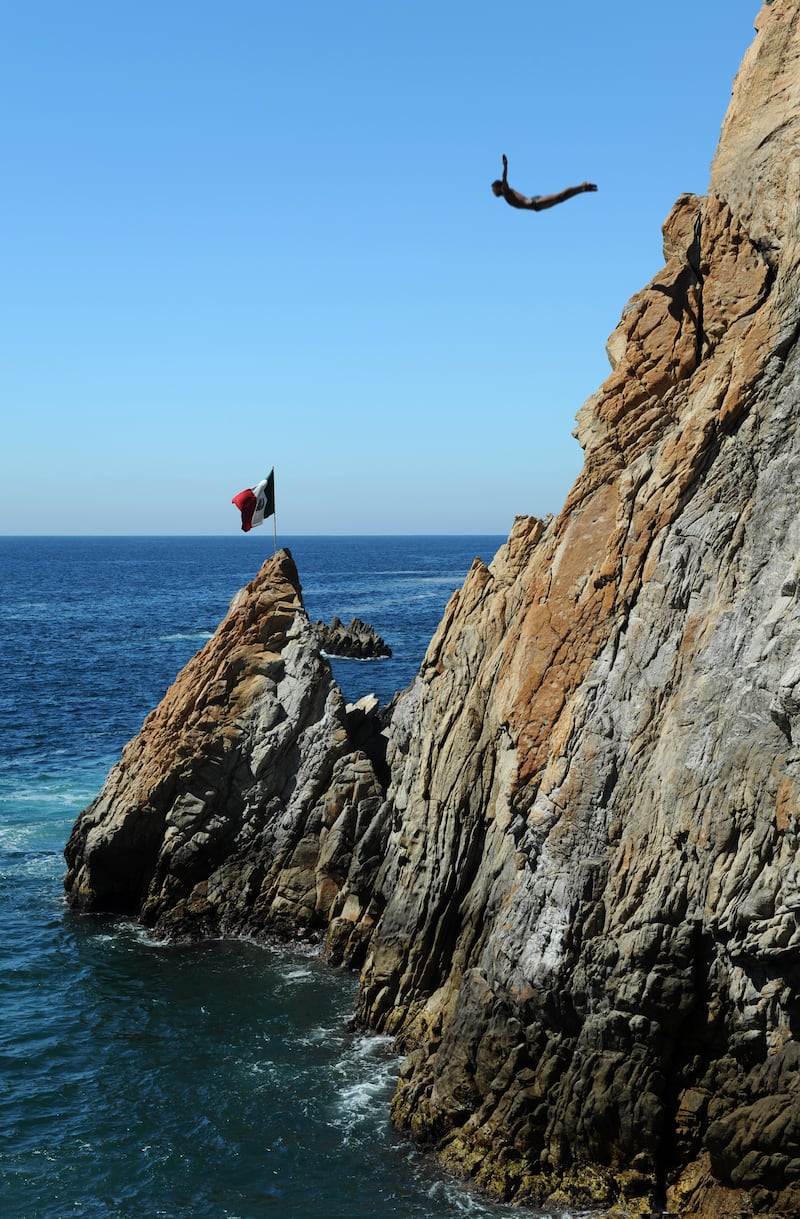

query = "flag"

[{"left": 232, "top": 469, "right": 275, "bottom": 532}]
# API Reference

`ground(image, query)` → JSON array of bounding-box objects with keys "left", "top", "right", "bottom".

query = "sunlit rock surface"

[
  {"left": 65, "top": 550, "right": 386, "bottom": 962},
  {"left": 354, "top": 5, "right": 800, "bottom": 1215}
]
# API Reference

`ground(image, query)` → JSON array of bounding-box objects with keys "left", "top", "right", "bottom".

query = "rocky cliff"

[
  {"left": 65, "top": 4, "right": 800, "bottom": 1216},
  {"left": 64, "top": 550, "right": 387, "bottom": 964},
  {"left": 351, "top": 4, "right": 800, "bottom": 1215}
]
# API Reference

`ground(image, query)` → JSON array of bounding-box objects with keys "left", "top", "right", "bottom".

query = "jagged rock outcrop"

[
  {"left": 350, "top": 5, "right": 800, "bottom": 1217},
  {"left": 64, "top": 550, "right": 387, "bottom": 962},
  {"left": 313, "top": 615, "right": 392, "bottom": 659}
]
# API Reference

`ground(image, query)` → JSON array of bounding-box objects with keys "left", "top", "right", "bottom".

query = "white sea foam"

[
  {"left": 283, "top": 965, "right": 315, "bottom": 982},
  {"left": 334, "top": 1033, "right": 399, "bottom": 1132},
  {"left": 321, "top": 651, "right": 389, "bottom": 662},
  {"left": 158, "top": 631, "right": 214, "bottom": 643},
  {"left": 1, "top": 785, "right": 95, "bottom": 808},
  {"left": 128, "top": 924, "right": 189, "bottom": 950}
]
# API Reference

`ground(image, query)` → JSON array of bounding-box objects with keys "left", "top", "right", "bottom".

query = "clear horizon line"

[{"left": 0, "top": 531, "right": 510, "bottom": 540}]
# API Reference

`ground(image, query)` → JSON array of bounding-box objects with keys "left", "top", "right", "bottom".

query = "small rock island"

[{"left": 312, "top": 615, "right": 392, "bottom": 659}]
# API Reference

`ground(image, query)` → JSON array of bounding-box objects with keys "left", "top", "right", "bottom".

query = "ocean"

[{"left": 0, "top": 535, "right": 579, "bottom": 1219}]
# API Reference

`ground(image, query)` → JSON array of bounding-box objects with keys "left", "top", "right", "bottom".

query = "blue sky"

[{"left": 1, "top": 1, "right": 759, "bottom": 535}]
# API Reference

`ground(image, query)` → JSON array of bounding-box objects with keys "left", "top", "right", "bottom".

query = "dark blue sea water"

[{"left": 0, "top": 536, "right": 579, "bottom": 1219}]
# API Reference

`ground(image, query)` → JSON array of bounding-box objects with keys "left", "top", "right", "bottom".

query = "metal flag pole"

[{"left": 272, "top": 468, "right": 278, "bottom": 554}]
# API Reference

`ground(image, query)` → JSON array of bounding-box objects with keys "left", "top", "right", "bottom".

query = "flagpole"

[{"left": 272, "top": 467, "right": 277, "bottom": 554}]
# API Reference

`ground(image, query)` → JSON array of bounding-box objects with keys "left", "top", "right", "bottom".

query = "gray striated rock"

[
  {"left": 348, "top": 6, "right": 800, "bottom": 1216},
  {"left": 64, "top": 549, "right": 388, "bottom": 958}
]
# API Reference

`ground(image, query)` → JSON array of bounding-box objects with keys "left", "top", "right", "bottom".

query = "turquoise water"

[{"left": 0, "top": 536, "right": 577, "bottom": 1219}]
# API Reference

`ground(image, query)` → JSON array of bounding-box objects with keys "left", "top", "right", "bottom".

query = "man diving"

[{"left": 491, "top": 154, "right": 597, "bottom": 211}]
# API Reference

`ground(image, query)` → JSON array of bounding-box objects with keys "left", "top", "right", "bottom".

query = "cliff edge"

[{"left": 353, "top": 3, "right": 800, "bottom": 1216}]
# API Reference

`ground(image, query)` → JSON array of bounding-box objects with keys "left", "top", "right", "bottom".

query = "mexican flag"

[{"left": 232, "top": 470, "right": 275, "bottom": 532}]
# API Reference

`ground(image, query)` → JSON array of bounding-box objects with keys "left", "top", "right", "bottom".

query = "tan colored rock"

[
  {"left": 711, "top": 1, "right": 800, "bottom": 264},
  {"left": 351, "top": 5, "right": 800, "bottom": 1216},
  {"left": 64, "top": 549, "right": 387, "bottom": 953}
]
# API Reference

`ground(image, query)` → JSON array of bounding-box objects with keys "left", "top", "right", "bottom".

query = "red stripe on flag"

[{"left": 232, "top": 488, "right": 258, "bottom": 532}]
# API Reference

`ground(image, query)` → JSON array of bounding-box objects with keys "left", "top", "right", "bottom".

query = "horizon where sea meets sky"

[{"left": 1, "top": 1, "right": 760, "bottom": 536}]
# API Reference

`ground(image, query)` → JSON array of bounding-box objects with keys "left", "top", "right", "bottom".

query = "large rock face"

[
  {"left": 64, "top": 550, "right": 387, "bottom": 963},
  {"left": 353, "top": 4, "right": 800, "bottom": 1216},
  {"left": 64, "top": 5, "right": 800, "bottom": 1216}
]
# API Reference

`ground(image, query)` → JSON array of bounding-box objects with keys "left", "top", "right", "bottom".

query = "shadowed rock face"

[
  {"left": 64, "top": 5, "right": 800, "bottom": 1216},
  {"left": 64, "top": 550, "right": 387, "bottom": 963}
]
